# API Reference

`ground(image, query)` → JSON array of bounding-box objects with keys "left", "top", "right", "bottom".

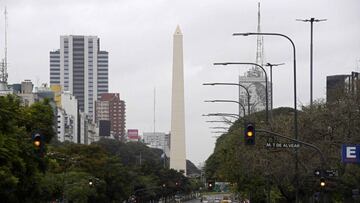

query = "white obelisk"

[{"left": 170, "top": 25, "right": 186, "bottom": 174}]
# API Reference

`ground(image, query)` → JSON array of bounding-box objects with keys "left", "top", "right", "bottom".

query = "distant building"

[
  {"left": 239, "top": 70, "right": 271, "bottom": 113},
  {"left": 9, "top": 83, "right": 21, "bottom": 93},
  {"left": 143, "top": 132, "right": 170, "bottom": 156},
  {"left": 57, "top": 92, "right": 79, "bottom": 143},
  {"left": 327, "top": 72, "right": 359, "bottom": 103},
  {"left": 95, "top": 93, "right": 126, "bottom": 140},
  {"left": 50, "top": 35, "right": 109, "bottom": 120},
  {"left": 239, "top": 3, "right": 271, "bottom": 115},
  {"left": 9, "top": 80, "right": 55, "bottom": 106},
  {"left": 21, "top": 80, "right": 33, "bottom": 94},
  {"left": 50, "top": 84, "right": 62, "bottom": 107},
  {"left": 80, "top": 112, "right": 100, "bottom": 144}
]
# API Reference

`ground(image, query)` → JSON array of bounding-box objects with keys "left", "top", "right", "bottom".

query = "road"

[{"left": 184, "top": 193, "right": 233, "bottom": 203}]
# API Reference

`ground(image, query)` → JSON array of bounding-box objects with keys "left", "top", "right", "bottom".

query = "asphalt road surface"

[{"left": 184, "top": 193, "right": 233, "bottom": 203}]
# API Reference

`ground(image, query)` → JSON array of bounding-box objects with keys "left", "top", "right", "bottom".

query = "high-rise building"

[
  {"left": 95, "top": 93, "right": 126, "bottom": 140},
  {"left": 50, "top": 35, "right": 108, "bottom": 120},
  {"left": 170, "top": 25, "right": 187, "bottom": 174}
]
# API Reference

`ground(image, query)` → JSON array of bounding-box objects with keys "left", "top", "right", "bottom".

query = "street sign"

[
  {"left": 313, "top": 169, "right": 339, "bottom": 177},
  {"left": 325, "top": 169, "right": 339, "bottom": 177},
  {"left": 341, "top": 144, "right": 360, "bottom": 163},
  {"left": 266, "top": 142, "right": 300, "bottom": 148}
]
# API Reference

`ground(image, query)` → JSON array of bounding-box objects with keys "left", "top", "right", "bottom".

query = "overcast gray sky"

[{"left": 4, "top": 0, "right": 360, "bottom": 165}]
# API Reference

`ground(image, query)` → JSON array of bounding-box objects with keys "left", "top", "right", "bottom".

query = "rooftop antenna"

[
  {"left": 3, "top": 6, "right": 7, "bottom": 83},
  {"left": 4, "top": 7, "right": 7, "bottom": 71},
  {"left": 153, "top": 87, "right": 156, "bottom": 134},
  {"left": 0, "top": 6, "right": 8, "bottom": 91},
  {"left": 255, "top": 2, "right": 264, "bottom": 73}
]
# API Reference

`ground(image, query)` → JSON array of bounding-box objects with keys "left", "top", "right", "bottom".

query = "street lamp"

[
  {"left": 213, "top": 62, "right": 269, "bottom": 124},
  {"left": 202, "top": 113, "right": 240, "bottom": 120},
  {"left": 296, "top": 18, "right": 327, "bottom": 107},
  {"left": 209, "top": 127, "right": 229, "bottom": 130},
  {"left": 233, "top": 32, "right": 299, "bottom": 202},
  {"left": 203, "top": 82, "right": 251, "bottom": 115},
  {"left": 206, "top": 120, "right": 233, "bottom": 124},
  {"left": 204, "top": 99, "right": 246, "bottom": 118},
  {"left": 265, "top": 63, "right": 285, "bottom": 111}
]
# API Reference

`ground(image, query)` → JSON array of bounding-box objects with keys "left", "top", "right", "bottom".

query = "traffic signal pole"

[
  {"left": 257, "top": 128, "right": 327, "bottom": 197},
  {"left": 257, "top": 129, "right": 326, "bottom": 168}
]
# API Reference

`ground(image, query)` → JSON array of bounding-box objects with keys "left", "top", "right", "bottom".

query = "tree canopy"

[{"left": 204, "top": 87, "right": 360, "bottom": 202}]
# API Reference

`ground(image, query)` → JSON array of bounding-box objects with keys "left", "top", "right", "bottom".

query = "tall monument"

[{"left": 170, "top": 25, "right": 186, "bottom": 174}]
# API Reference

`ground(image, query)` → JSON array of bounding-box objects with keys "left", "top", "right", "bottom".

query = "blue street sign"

[{"left": 341, "top": 145, "right": 360, "bottom": 163}]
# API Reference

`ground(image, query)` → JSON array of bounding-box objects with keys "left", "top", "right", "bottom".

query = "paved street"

[{"left": 184, "top": 193, "right": 233, "bottom": 203}]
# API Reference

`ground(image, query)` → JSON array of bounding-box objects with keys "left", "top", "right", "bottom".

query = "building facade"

[
  {"left": 327, "top": 72, "right": 359, "bottom": 103},
  {"left": 57, "top": 92, "right": 78, "bottom": 143},
  {"left": 143, "top": 132, "right": 170, "bottom": 156},
  {"left": 50, "top": 35, "right": 109, "bottom": 120},
  {"left": 95, "top": 93, "right": 126, "bottom": 140},
  {"left": 239, "top": 71, "right": 271, "bottom": 114}
]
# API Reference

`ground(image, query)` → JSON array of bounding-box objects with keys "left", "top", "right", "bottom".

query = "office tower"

[
  {"left": 50, "top": 35, "right": 108, "bottom": 120},
  {"left": 170, "top": 25, "right": 186, "bottom": 174},
  {"left": 95, "top": 93, "right": 126, "bottom": 140}
]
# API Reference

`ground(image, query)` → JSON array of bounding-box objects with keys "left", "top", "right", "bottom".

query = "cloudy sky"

[{"left": 4, "top": 0, "right": 360, "bottom": 165}]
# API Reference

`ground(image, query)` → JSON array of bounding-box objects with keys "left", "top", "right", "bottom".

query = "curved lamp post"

[
  {"left": 203, "top": 82, "right": 251, "bottom": 115},
  {"left": 265, "top": 62, "right": 285, "bottom": 111},
  {"left": 296, "top": 18, "right": 327, "bottom": 107},
  {"left": 204, "top": 99, "right": 246, "bottom": 118},
  {"left": 233, "top": 32, "right": 299, "bottom": 202},
  {"left": 202, "top": 113, "right": 240, "bottom": 120},
  {"left": 206, "top": 120, "right": 233, "bottom": 124},
  {"left": 213, "top": 62, "right": 269, "bottom": 124}
]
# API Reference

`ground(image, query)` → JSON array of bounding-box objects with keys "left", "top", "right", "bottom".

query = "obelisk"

[{"left": 170, "top": 25, "right": 186, "bottom": 174}]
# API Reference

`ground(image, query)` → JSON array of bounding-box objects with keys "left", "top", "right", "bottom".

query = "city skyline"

[{"left": 3, "top": 0, "right": 360, "bottom": 164}]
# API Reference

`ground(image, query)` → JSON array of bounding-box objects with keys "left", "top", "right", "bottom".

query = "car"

[
  {"left": 201, "top": 196, "right": 209, "bottom": 203},
  {"left": 214, "top": 197, "right": 221, "bottom": 203},
  {"left": 174, "top": 195, "right": 181, "bottom": 202},
  {"left": 221, "top": 196, "right": 232, "bottom": 203}
]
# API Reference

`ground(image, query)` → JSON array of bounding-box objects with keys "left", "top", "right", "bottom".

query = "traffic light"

[
  {"left": 89, "top": 178, "right": 93, "bottom": 186},
  {"left": 314, "top": 169, "right": 321, "bottom": 177},
  {"left": 244, "top": 122, "right": 255, "bottom": 145},
  {"left": 320, "top": 177, "right": 326, "bottom": 187},
  {"left": 207, "top": 180, "right": 214, "bottom": 191},
  {"left": 32, "top": 133, "right": 44, "bottom": 157}
]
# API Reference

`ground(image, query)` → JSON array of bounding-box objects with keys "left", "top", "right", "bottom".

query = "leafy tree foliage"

[
  {"left": 0, "top": 95, "right": 55, "bottom": 202},
  {"left": 0, "top": 95, "right": 196, "bottom": 202},
  {"left": 205, "top": 86, "right": 360, "bottom": 202}
]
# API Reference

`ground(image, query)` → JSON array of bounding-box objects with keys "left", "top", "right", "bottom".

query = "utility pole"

[{"left": 296, "top": 18, "right": 326, "bottom": 107}]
